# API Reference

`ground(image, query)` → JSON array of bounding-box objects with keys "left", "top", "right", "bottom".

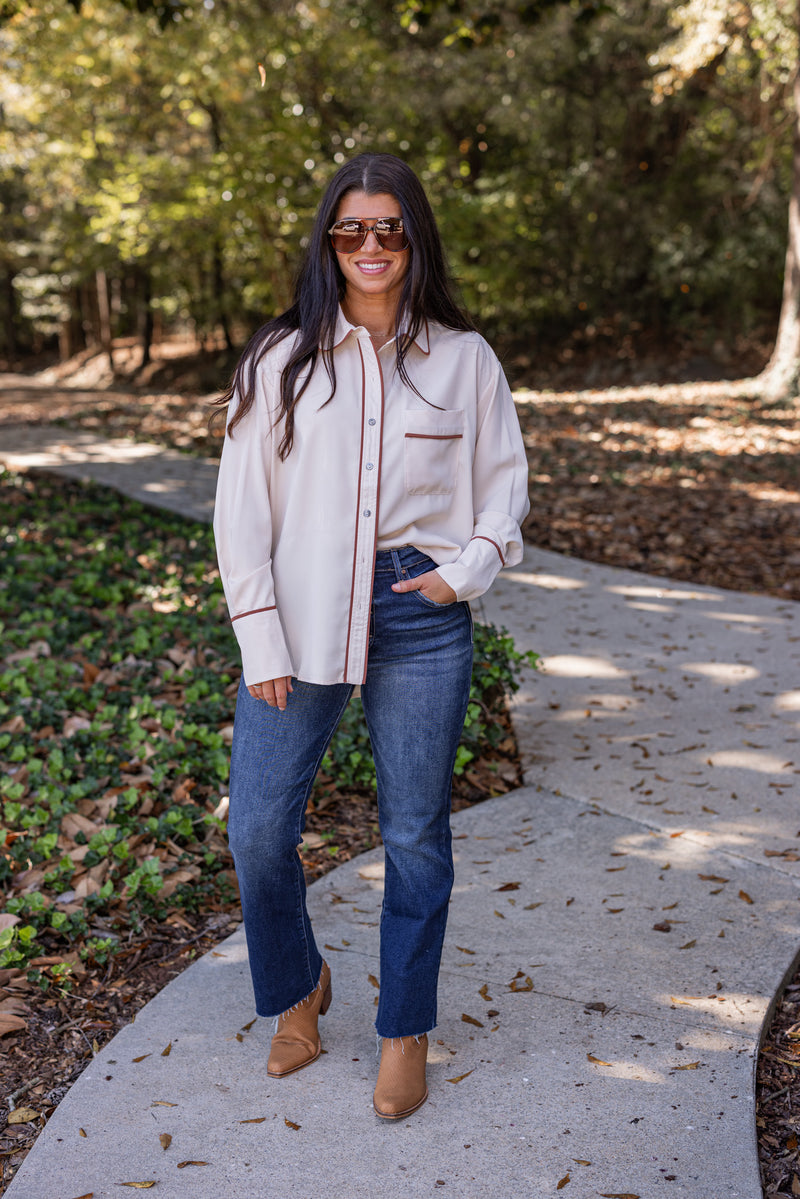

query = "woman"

[{"left": 213, "top": 152, "right": 529, "bottom": 1119}]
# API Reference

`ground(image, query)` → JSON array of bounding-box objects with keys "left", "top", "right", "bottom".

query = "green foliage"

[
  {"left": 0, "top": 468, "right": 239, "bottom": 970},
  {"left": 0, "top": 0, "right": 793, "bottom": 362}
]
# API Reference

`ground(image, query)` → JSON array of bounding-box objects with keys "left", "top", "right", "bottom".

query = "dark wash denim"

[{"left": 227, "top": 546, "right": 473, "bottom": 1039}]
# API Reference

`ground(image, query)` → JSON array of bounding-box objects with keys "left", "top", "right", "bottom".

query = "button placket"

[{"left": 347, "top": 336, "right": 383, "bottom": 680}]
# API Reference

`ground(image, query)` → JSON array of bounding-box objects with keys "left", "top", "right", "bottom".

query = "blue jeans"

[{"left": 227, "top": 547, "right": 473, "bottom": 1039}]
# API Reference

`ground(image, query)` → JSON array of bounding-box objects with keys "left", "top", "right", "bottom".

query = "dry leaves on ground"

[{"left": 516, "top": 380, "right": 800, "bottom": 601}]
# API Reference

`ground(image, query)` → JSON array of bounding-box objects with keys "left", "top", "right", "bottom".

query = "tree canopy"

[{"left": 0, "top": 0, "right": 794, "bottom": 371}]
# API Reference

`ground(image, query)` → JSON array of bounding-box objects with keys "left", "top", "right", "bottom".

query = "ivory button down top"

[{"left": 213, "top": 308, "right": 530, "bottom": 686}]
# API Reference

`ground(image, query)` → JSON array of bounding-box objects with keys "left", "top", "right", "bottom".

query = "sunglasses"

[{"left": 328, "top": 217, "right": 408, "bottom": 253}]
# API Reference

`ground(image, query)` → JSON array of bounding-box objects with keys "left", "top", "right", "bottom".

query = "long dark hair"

[{"left": 217, "top": 152, "right": 476, "bottom": 458}]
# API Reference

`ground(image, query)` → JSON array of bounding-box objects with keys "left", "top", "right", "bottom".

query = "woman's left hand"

[{"left": 391, "top": 569, "right": 457, "bottom": 605}]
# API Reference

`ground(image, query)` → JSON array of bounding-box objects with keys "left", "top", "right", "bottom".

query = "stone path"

[{"left": 2, "top": 413, "right": 798, "bottom": 1198}]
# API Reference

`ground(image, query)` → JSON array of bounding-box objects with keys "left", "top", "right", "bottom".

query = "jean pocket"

[
  {"left": 402, "top": 557, "right": 456, "bottom": 609},
  {"left": 412, "top": 590, "right": 453, "bottom": 609},
  {"left": 403, "top": 408, "right": 465, "bottom": 496}
]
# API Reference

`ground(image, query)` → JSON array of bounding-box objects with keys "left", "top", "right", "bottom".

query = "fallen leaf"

[
  {"left": 573, "top": 1158, "right": 592, "bottom": 1165},
  {"left": 652, "top": 921, "right": 672, "bottom": 932},
  {"left": 79, "top": 1128, "right": 87, "bottom": 1137},
  {"left": 116, "top": 1184, "right": 157, "bottom": 1190},
  {"left": 495, "top": 882, "right": 520, "bottom": 891},
  {"left": 739, "top": 890, "right": 754, "bottom": 904},
  {"left": 161, "top": 1042, "right": 172, "bottom": 1057},
  {"left": 238, "top": 1117, "right": 267, "bottom": 1124},
  {"left": 456, "top": 946, "right": 476, "bottom": 955},
  {"left": 367, "top": 974, "right": 380, "bottom": 989},
  {"left": 132, "top": 1055, "right": 151, "bottom": 1063},
  {"left": 557, "top": 1173, "right": 570, "bottom": 1189},
  {"left": 0, "top": 1006, "right": 28, "bottom": 1037},
  {"left": 479, "top": 984, "right": 493, "bottom": 1001},
  {"left": 176, "top": 1161, "right": 208, "bottom": 1167},
  {"left": 494, "top": 910, "right": 506, "bottom": 918},
  {"left": 446, "top": 1070, "right": 475, "bottom": 1083},
  {"left": 509, "top": 975, "right": 534, "bottom": 992},
  {"left": 284, "top": 1119, "right": 300, "bottom": 1130},
  {"left": 598, "top": 1193, "right": 640, "bottom": 1198},
  {"left": 241, "top": 1019, "right": 257, "bottom": 1032},
  {"left": 679, "top": 940, "right": 696, "bottom": 950},
  {"left": 672, "top": 1061, "right": 701, "bottom": 1070},
  {"left": 7, "top": 1108, "right": 39, "bottom": 1124},
  {"left": 698, "top": 874, "right": 728, "bottom": 883},
  {"left": 150, "top": 1101, "right": 178, "bottom": 1108},
  {"left": 461, "top": 1013, "right": 485, "bottom": 1028},
  {"left": 587, "top": 1054, "right": 612, "bottom": 1066},
  {"left": 159, "top": 1134, "right": 172, "bottom": 1150}
]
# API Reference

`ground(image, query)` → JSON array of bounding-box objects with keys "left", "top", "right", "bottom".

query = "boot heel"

[{"left": 320, "top": 979, "right": 332, "bottom": 1016}]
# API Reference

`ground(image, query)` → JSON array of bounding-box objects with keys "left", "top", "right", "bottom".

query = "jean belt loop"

[{"left": 390, "top": 548, "right": 403, "bottom": 581}]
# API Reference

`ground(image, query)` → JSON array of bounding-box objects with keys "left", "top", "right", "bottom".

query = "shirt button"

[
  {"left": 368, "top": 418, "right": 376, "bottom": 426},
  {"left": 363, "top": 509, "right": 372, "bottom": 517},
  {"left": 366, "top": 462, "right": 374, "bottom": 470}
]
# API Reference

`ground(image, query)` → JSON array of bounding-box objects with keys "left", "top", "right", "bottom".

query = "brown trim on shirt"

[
  {"left": 231, "top": 605, "right": 277, "bottom": 622},
  {"left": 404, "top": 433, "right": 463, "bottom": 440}
]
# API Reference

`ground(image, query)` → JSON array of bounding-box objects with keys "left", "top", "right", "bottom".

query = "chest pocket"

[{"left": 403, "top": 408, "right": 465, "bottom": 496}]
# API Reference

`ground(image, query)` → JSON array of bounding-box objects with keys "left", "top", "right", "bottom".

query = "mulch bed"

[{"left": 1, "top": 354, "right": 799, "bottom": 1195}]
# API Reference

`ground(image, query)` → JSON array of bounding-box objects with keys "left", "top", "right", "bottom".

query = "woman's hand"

[
  {"left": 391, "top": 569, "right": 457, "bottom": 605},
  {"left": 247, "top": 676, "right": 294, "bottom": 710}
]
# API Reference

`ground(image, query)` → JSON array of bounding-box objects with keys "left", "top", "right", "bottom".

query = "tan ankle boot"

[
  {"left": 267, "top": 961, "right": 332, "bottom": 1078},
  {"left": 373, "top": 1033, "right": 429, "bottom": 1119}
]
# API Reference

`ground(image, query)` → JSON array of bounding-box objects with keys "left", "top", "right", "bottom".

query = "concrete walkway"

[{"left": 2, "top": 419, "right": 799, "bottom": 1198}]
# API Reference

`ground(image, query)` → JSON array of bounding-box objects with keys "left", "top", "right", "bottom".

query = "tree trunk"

[
  {"left": 213, "top": 241, "right": 234, "bottom": 351},
  {"left": 758, "top": 19, "right": 800, "bottom": 402},
  {"left": 138, "top": 267, "right": 154, "bottom": 368},
  {"left": 2, "top": 269, "right": 18, "bottom": 362},
  {"left": 95, "top": 268, "right": 115, "bottom": 374}
]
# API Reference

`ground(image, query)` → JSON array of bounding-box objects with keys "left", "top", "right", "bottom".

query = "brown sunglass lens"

[
  {"left": 378, "top": 226, "right": 407, "bottom": 250},
  {"left": 331, "top": 221, "right": 406, "bottom": 252}
]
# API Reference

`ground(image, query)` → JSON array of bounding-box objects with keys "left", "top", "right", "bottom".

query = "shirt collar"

[{"left": 332, "top": 306, "right": 430, "bottom": 355}]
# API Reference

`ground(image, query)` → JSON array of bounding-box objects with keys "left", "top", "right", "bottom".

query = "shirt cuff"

[
  {"left": 434, "top": 520, "right": 522, "bottom": 604},
  {"left": 231, "top": 606, "right": 295, "bottom": 686}
]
